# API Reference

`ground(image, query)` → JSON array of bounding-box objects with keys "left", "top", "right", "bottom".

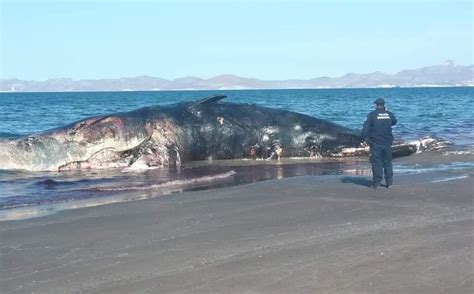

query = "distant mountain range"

[{"left": 1, "top": 61, "right": 472, "bottom": 92}]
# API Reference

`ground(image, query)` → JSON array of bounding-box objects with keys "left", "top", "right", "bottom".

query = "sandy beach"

[{"left": 1, "top": 152, "right": 473, "bottom": 294}]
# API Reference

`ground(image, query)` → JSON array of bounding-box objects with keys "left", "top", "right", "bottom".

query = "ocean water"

[
  {"left": 0, "top": 87, "right": 473, "bottom": 220},
  {"left": 1, "top": 87, "right": 473, "bottom": 144}
]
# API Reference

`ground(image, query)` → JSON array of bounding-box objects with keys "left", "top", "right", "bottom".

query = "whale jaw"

[
  {"left": 57, "top": 138, "right": 183, "bottom": 172},
  {"left": 0, "top": 117, "right": 185, "bottom": 172}
]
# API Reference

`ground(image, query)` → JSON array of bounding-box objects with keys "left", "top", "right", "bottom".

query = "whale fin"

[{"left": 195, "top": 94, "right": 227, "bottom": 105}]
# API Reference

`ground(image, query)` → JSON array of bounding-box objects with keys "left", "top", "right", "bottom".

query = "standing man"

[{"left": 362, "top": 98, "right": 397, "bottom": 189}]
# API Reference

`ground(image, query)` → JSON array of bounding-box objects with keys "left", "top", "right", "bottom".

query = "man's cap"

[{"left": 374, "top": 98, "right": 385, "bottom": 106}]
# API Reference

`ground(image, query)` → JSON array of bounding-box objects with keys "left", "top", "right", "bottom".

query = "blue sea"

[{"left": 0, "top": 88, "right": 473, "bottom": 220}]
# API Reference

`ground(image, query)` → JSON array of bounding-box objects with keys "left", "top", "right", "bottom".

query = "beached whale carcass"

[{"left": 0, "top": 95, "right": 421, "bottom": 171}]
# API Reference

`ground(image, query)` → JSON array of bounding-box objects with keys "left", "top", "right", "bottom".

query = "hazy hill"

[{"left": 1, "top": 61, "right": 472, "bottom": 92}]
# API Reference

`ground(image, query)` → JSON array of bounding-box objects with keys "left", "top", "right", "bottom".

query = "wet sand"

[{"left": 1, "top": 153, "right": 473, "bottom": 293}]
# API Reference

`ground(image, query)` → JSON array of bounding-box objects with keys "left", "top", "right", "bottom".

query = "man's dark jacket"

[{"left": 362, "top": 108, "right": 397, "bottom": 146}]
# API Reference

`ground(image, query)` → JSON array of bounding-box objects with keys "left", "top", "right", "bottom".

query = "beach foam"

[
  {"left": 431, "top": 175, "right": 470, "bottom": 183},
  {"left": 96, "top": 171, "right": 237, "bottom": 191},
  {"left": 394, "top": 161, "right": 474, "bottom": 174}
]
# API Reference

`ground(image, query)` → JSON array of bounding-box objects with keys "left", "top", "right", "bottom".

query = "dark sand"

[{"left": 1, "top": 152, "right": 473, "bottom": 293}]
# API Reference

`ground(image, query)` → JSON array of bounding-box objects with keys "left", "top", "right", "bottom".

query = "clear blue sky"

[{"left": 1, "top": 0, "right": 472, "bottom": 80}]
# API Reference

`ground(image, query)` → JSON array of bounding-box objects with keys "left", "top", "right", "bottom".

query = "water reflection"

[{"left": 0, "top": 159, "right": 372, "bottom": 221}]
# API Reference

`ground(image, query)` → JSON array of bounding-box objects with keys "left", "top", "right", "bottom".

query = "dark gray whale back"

[
  {"left": 0, "top": 95, "right": 365, "bottom": 171},
  {"left": 147, "top": 95, "right": 363, "bottom": 160}
]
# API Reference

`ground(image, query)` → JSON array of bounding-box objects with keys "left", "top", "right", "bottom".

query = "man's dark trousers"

[{"left": 370, "top": 144, "right": 393, "bottom": 186}]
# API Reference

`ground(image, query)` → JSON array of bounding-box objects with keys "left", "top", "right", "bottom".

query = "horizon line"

[{"left": 1, "top": 85, "right": 473, "bottom": 94}]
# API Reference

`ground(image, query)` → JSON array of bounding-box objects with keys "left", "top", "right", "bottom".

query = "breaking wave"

[
  {"left": 95, "top": 171, "right": 237, "bottom": 191},
  {"left": 394, "top": 162, "right": 474, "bottom": 174},
  {"left": 431, "top": 175, "right": 470, "bottom": 183}
]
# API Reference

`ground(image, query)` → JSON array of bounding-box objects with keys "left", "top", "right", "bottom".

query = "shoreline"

[
  {"left": 0, "top": 150, "right": 473, "bottom": 221},
  {"left": 1, "top": 152, "right": 473, "bottom": 293}
]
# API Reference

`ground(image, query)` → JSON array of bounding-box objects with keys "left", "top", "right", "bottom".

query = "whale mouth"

[
  {"left": 0, "top": 115, "right": 187, "bottom": 172},
  {"left": 57, "top": 139, "right": 183, "bottom": 172},
  {"left": 0, "top": 136, "right": 177, "bottom": 172}
]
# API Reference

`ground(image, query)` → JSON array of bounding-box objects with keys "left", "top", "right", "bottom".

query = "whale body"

[{"left": 0, "top": 95, "right": 418, "bottom": 171}]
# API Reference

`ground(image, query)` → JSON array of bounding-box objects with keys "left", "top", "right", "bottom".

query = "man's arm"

[{"left": 390, "top": 112, "right": 397, "bottom": 126}]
